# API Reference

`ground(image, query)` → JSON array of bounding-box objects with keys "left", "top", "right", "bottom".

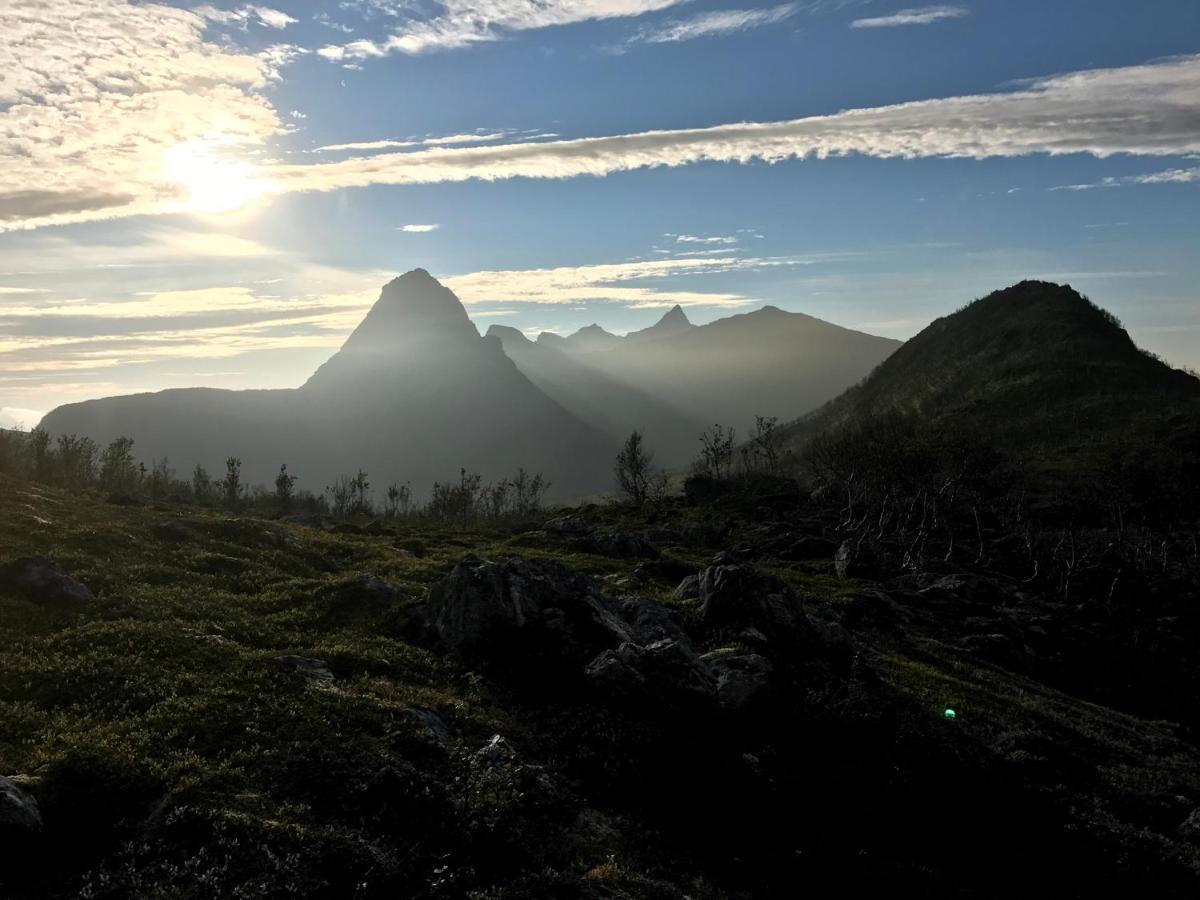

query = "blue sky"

[{"left": 1, "top": 0, "right": 1198, "bottom": 425}]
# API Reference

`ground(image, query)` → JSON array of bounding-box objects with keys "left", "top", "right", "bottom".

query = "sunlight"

[{"left": 163, "top": 139, "right": 266, "bottom": 214}]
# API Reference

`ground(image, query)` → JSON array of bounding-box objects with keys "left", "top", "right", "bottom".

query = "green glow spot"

[{"left": 944, "top": 708, "right": 957, "bottom": 720}]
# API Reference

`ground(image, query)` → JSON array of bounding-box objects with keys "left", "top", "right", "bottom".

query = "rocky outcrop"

[{"left": 427, "top": 557, "right": 631, "bottom": 676}]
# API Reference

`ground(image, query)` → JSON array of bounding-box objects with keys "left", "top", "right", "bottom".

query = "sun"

[{"left": 163, "top": 140, "right": 266, "bottom": 214}]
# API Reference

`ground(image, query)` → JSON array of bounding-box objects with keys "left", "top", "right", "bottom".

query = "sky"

[{"left": 1, "top": 0, "right": 1198, "bottom": 427}]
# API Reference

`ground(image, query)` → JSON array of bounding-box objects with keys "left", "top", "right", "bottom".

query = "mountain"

[
  {"left": 567, "top": 305, "right": 902, "bottom": 437},
  {"left": 487, "top": 323, "right": 706, "bottom": 464},
  {"left": 538, "top": 323, "right": 622, "bottom": 354},
  {"left": 778, "top": 281, "right": 1200, "bottom": 495},
  {"left": 39, "top": 270, "right": 613, "bottom": 498},
  {"left": 625, "top": 304, "right": 697, "bottom": 344}
]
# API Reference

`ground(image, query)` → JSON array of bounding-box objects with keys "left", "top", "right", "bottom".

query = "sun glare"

[{"left": 163, "top": 140, "right": 265, "bottom": 214}]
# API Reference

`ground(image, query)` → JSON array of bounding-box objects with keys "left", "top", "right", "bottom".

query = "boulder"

[
  {"left": 0, "top": 557, "right": 95, "bottom": 604},
  {"left": 586, "top": 638, "right": 716, "bottom": 710},
  {"left": 154, "top": 519, "right": 194, "bottom": 542},
  {"left": 317, "top": 574, "right": 405, "bottom": 623},
  {"left": 698, "top": 561, "right": 815, "bottom": 645},
  {"left": 673, "top": 574, "right": 700, "bottom": 601},
  {"left": 427, "top": 556, "right": 632, "bottom": 674},
  {"left": 705, "top": 650, "right": 775, "bottom": 712},
  {"left": 0, "top": 775, "right": 42, "bottom": 834},
  {"left": 834, "top": 538, "right": 891, "bottom": 580},
  {"left": 274, "top": 655, "right": 334, "bottom": 680},
  {"left": 619, "top": 596, "right": 688, "bottom": 644},
  {"left": 401, "top": 708, "right": 452, "bottom": 747}
]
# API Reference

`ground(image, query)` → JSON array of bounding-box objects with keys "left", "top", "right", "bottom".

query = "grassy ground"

[{"left": 2, "top": 474, "right": 1199, "bottom": 898}]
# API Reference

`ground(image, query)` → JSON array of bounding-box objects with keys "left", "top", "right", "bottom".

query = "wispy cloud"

[
  {"left": 255, "top": 56, "right": 1200, "bottom": 205},
  {"left": 315, "top": 139, "right": 419, "bottom": 153},
  {"left": 628, "top": 3, "right": 801, "bottom": 45},
  {"left": 318, "top": 0, "right": 688, "bottom": 59},
  {"left": 444, "top": 255, "right": 813, "bottom": 309},
  {"left": 7, "top": 34, "right": 1200, "bottom": 232},
  {"left": 674, "top": 234, "right": 739, "bottom": 245},
  {"left": 851, "top": 5, "right": 967, "bottom": 28},
  {"left": 1051, "top": 166, "right": 1200, "bottom": 191},
  {"left": 398, "top": 223, "right": 440, "bottom": 232},
  {"left": 196, "top": 4, "right": 297, "bottom": 30},
  {"left": 313, "top": 130, "right": 550, "bottom": 154}
]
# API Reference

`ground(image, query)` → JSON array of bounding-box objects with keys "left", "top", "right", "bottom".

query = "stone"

[
  {"left": 0, "top": 557, "right": 95, "bottom": 604},
  {"left": 274, "top": 655, "right": 333, "bottom": 680},
  {"left": 706, "top": 651, "right": 775, "bottom": 712},
  {"left": 673, "top": 574, "right": 700, "bottom": 601},
  {"left": 0, "top": 775, "right": 42, "bottom": 834},
  {"left": 427, "top": 556, "right": 631, "bottom": 674}
]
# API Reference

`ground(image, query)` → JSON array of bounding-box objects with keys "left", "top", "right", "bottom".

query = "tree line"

[{"left": 0, "top": 428, "right": 551, "bottom": 525}]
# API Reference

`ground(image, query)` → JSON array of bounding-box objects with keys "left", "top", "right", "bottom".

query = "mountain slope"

[
  {"left": 571, "top": 305, "right": 902, "bottom": 436},
  {"left": 487, "top": 323, "right": 706, "bottom": 465},
  {"left": 39, "top": 270, "right": 614, "bottom": 498},
  {"left": 779, "top": 281, "right": 1200, "bottom": 497}
]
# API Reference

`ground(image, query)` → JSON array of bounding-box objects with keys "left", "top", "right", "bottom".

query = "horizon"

[{"left": 3, "top": 0, "right": 1200, "bottom": 427}]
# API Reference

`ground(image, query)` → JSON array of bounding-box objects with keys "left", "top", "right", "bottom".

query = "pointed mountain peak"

[
  {"left": 302, "top": 269, "right": 478, "bottom": 390},
  {"left": 659, "top": 304, "right": 690, "bottom": 325},
  {"left": 626, "top": 303, "right": 696, "bottom": 343}
]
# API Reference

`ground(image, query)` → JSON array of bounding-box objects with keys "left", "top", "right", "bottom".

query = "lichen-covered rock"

[{"left": 0, "top": 557, "right": 94, "bottom": 604}]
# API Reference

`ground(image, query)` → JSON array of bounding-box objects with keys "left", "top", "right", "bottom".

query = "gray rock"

[
  {"left": 541, "top": 515, "right": 660, "bottom": 559},
  {"left": 1178, "top": 807, "right": 1200, "bottom": 840},
  {"left": 0, "top": 557, "right": 95, "bottom": 604},
  {"left": 620, "top": 596, "right": 688, "bottom": 644},
  {"left": 428, "top": 556, "right": 631, "bottom": 672},
  {"left": 318, "top": 574, "right": 404, "bottom": 622},
  {"left": 834, "top": 538, "right": 890, "bottom": 580},
  {"left": 0, "top": 775, "right": 42, "bottom": 834},
  {"left": 586, "top": 638, "right": 716, "bottom": 710},
  {"left": 473, "top": 734, "right": 517, "bottom": 772},
  {"left": 706, "top": 651, "right": 775, "bottom": 712},
  {"left": 698, "top": 562, "right": 813, "bottom": 643},
  {"left": 401, "top": 707, "right": 451, "bottom": 746},
  {"left": 274, "top": 655, "right": 333, "bottom": 680},
  {"left": 673, "top": 574, "right": 701, "bottom": 601},
  {"left": 154, "top": 519, "right": 194, "bottom": 542}
]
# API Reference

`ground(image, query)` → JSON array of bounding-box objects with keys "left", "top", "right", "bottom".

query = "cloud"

[
  {"left": 196, "top": 4, "right": 297, "bottom": 30},
  {"left": 443, "top": 255, "right": 811, "bottom": 309},
  {"left": 0, "top": 0, "right": 286, "bottom": 231},
  {"left": 1051, "top": 166, "right": 1200, "bottom": 191},
  {"left": 7, "top": 43, "right": 1200, "bottom": 232},
  {"left": 628, "top": 3, "right": 800, "bottom": 45},
  {"left": 675, "top": 234, "right": 739, "bottom": 244},
  {"left": 851, "top": 5, "right": 967, "bottom": 27},
  {"left": 398, "top": 223, "right": 440, "bottom": 232},
  {"left": 253, "top": 55, "right": 1200, "bottom": 202},
  {"left": 319, "top": 0, "right": 687, "bottom": 58},
  {"left": 313, "top": 130, "right": 542, "bottom": 154},
  {"left": 315, "top": 139, "right": 421, "bottom": 152}
]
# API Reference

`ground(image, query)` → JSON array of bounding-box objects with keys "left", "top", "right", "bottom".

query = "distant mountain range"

[{"left": 38, "top": 269, "right": 900, "bottom": 495}]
